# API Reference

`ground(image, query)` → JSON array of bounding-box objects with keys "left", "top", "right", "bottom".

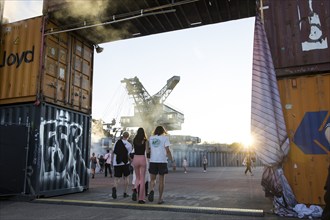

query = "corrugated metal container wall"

[
  {"left": 278, "top": 73, "right": 330, "bottom": 205},
  {"left": 263, "top": 0, "right": 330, "bottom": 77},
  {"left": 172, "top": 149, "right": 262, "bottom": 167},
  {"left": 0, "top": 102, "right": 91, "bottom": 197},
  {"left": 0, "top": 16, "right": 94, "bottom": 114}
]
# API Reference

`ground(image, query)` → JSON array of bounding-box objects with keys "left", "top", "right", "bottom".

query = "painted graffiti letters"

[
  {"left": 39, "top": 110, "right": 86, "bottom": 190},
  {"left": 0, "top": 46, "right": 34, "bottom": 68},
  {"left": 293, "top": 111, "right": 330, "bottom": 154},
  {"left": 298, "top": 0, "right": 328, "bottom": 51}
]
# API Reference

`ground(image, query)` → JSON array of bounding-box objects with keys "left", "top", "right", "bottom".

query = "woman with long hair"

[{"left": 132, "top": 127, "right": 148, "bottom": 204}]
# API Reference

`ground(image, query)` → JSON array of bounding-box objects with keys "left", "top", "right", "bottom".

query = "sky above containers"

[{"left": 3, "top": 0, "right": 255, "bottom": 144}]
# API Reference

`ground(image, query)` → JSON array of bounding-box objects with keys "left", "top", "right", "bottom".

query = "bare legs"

[
  {"left": 158, "top": 175, "right": 165, "bottom": 203},
  {"left": 112, "top": 176, "right": 129, "bottom": 199},
  {"left": 150, "top": 174, "right": 156, "bottom": 192},
  {"left": 149, "top": 174, "right": 165, "bottom": 203}
]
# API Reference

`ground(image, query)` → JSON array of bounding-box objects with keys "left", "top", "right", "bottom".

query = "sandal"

[{"left": 157, "top": 200, "right": 164, "bottom": 204}]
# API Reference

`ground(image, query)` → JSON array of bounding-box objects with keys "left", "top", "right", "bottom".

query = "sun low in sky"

[{"left": 4, "top": 0, "right": 255, "bottom": 144}]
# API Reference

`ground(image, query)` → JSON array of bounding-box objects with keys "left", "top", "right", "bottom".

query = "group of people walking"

[
  {"left": 89, "top": 149, "right": 113, "bottom": 179},
  {"left": 91, "top": 125, "right": 174, "bottom": 205},
  {"left": 182, "top": 155, "right": 208, "bottom": 173}
]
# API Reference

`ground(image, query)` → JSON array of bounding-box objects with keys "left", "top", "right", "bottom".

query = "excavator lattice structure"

[{"left": 120, "top": 76, "right": 184, "bottom": 135}]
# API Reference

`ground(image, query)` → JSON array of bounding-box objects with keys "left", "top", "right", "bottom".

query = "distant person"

[
  {"left": 131, "top": 127, "right": 149, "bottom": 204},
  {"left": 112, "top": 132, "right": 132, "bottom": 199},
  {"left": 148, "top": 125, "right": 174, "bottom": 204},
  {"left": 98, "top": 155, "right": 105, "bottom": 173},
  {"left": 244, "top": 154, "right": 253, "bottom": 176},
  {"left": 104, "top": 149, "right": 112, "bottom": 177},
  {"left": 90, "top": 152, "right": 97, "bottom": 178},
  {"left": 202, "top": 155, "right": 208, "bottom": 173},
  {"left": 182, "top": 157, "right": 188, "bottom": 173}
]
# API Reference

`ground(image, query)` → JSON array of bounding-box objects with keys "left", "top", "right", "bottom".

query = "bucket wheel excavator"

[{"left": 120, "top": 76, "right": 184, "bottom": 135}]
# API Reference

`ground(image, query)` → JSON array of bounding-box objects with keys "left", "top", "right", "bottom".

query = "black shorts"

[
  {"left": 149, "top": 162, "right": 168, "bottom": 175},
  {"left": 114, "top": 164, "right": 130, "bottom": 177}
]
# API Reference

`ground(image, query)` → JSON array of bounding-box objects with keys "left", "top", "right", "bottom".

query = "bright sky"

[{"left": 3, "top": 0, "right": 255, "bottom": 144}]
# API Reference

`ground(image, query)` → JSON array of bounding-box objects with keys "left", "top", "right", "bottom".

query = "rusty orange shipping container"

[
  {"left": 278, "top": 73, "right": 330, "bottom": 205},
  {"left": 0, "top": 16, "right": 94, "bottom": 114}
]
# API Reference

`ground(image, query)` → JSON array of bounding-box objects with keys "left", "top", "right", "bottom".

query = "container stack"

[
  {"left": 263, "top": 0, "right": 330, "bottom": 205},
  {"left": 0, "top": 16, "right": 94, "bottom": 197}
]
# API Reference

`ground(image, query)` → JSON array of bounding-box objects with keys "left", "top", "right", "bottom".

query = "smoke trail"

[
  {"left": 48, "top": 0, "right": 132, "bottom": 42},
  {"left": 52, "top": 0, "right": 110, "bottom": 20}
]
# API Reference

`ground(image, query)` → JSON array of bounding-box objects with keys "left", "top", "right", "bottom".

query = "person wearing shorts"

[
  {"left": 112, "top": 131, "right": 132, "bottom": 199},
  {"left": 148, "top": 126, "right": 174, "bottom": 204}
]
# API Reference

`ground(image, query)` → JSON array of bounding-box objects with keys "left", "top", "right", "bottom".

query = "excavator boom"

[
  {"left": 120, "top": 75, "right": 184, "bottom": 133},
  {"left": 153, "top": 76, "right": 180, "bottom": 103}
]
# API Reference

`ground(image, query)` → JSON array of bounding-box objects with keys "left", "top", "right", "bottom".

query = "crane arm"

[
  {"left": 121, "top": 77, "right": 154, "bottom": 113},
  {"left": 153, "top": 76, "right": 180, "bottom": 103}
]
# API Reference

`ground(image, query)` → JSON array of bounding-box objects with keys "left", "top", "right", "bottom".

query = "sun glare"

[{"left": 242, "top": 134, "right": 254, "bottom": 149}]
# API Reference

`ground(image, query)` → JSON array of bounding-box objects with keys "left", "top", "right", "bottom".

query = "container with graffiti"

[
  {"left": 262, "top": 0, "right": 330, "bottom": 205},
  {"left": 278, "top": 73, "right": 330, "bottom": 205},
  {"left": 0, "top": 102, "right": 91, "bottom": 197},
  {"left": 263, "top": 0, "right": 330, "bottom": 77}
]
